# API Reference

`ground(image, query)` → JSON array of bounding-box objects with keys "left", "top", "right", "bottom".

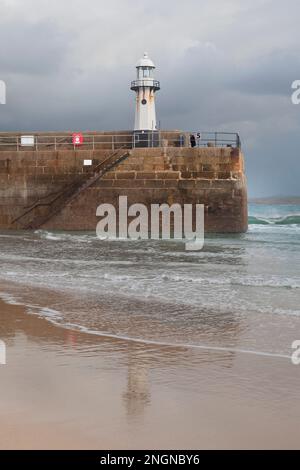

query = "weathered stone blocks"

[{"left": 0, "top": 146, "right": 248, "bottom": 233}]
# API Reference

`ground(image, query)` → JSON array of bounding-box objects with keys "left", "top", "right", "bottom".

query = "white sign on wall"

[{"left": 21, "top": 136, "right": 35, "bottom": 147}]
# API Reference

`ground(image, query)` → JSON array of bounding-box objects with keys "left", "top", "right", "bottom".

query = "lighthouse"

[{"left": 131, "top": 52, "right": 160, "bottom": 147}]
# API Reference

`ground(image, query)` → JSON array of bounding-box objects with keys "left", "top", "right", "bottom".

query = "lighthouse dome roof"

[{"left": 136, "top": 52, "right": 155, "bottom": 68}]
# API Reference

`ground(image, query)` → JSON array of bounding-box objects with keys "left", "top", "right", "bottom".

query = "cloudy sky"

[{"left": 0, "top": 0, "right": 299, "bottom": 197}]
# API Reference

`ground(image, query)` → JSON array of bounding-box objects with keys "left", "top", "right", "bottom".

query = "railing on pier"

[{"left": 0, "top": 131, "right": 241, "bottom": 151}]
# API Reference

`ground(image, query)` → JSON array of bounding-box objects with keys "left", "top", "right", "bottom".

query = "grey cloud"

[
  {"left": 0, "top": 19, "right": 73, "bottom": 75},
  {"left": 229, "top": 50, "right": 300, "bottom": 96},
  {"left": 0, "top": 0, "right": 299, "bottom": 197}
]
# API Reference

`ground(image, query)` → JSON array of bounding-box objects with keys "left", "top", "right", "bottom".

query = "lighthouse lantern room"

[{"left": 131, "top": 52, "right": 160, "bottom": 147}]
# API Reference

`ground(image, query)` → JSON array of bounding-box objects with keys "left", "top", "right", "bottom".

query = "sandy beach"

[
  {"left": 1, "top": 295, "right": 300, "bottom": 450},
  {"left": 1, "top": 0, "right": 300, "bottom": 454}
]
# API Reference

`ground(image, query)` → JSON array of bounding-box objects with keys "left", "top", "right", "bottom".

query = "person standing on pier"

[{"left": 190, "top": 134, "right": 196, "bottom": 148}]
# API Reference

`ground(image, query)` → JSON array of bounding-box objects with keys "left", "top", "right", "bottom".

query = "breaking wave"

[{"left": 248, "top": 214, "right": 300, "bottom": 225}]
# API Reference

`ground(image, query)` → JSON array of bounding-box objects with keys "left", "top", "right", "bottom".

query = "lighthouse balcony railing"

[
  {"left": 131, "top": 80, "right": 160, "bottom": 90},
  {"left": 0, "top": 131, "right": 241, "bottom": 151}
]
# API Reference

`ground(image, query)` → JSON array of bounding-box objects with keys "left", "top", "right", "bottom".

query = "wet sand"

[{"left": 0, "top": 298, "right": 300, "bottom": 450}]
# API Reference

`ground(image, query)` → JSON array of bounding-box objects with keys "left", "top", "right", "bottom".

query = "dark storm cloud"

[{"left": 0, "top": 0, "right": 299, "bottom": 196}]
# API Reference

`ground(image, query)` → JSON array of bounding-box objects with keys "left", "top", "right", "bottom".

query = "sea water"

[{"left": 0, "top": 203, "right": 299, "bottom": 359}]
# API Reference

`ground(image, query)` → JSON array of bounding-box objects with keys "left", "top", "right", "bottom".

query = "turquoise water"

[
  {"left": 0, "top": 203, "right": 299, "bottom": 358},
  {"left": 249, "top": 203, "right": 300, "bottom": 225}
]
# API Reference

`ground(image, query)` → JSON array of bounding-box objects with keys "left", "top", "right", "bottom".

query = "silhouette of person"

[{"left": 190, "top": 134, "right": 196, "bottom": 148}]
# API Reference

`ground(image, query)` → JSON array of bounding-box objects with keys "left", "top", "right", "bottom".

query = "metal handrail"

[
  {"left": 0, "top": 131, "right": 241, "bottom": 150},
  {"left": 131, "top": 80, "right": 160, "bottom": 90},
  {"left": 11, "top": 147, "right": 130, "bottom": 229}
]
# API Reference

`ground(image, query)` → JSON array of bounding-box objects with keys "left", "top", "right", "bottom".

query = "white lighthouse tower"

[{"left": 131, "top": 52, "right": 160, "bottom": 147}]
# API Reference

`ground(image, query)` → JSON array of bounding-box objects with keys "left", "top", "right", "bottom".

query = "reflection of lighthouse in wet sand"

[
  {"left": 123, "top": 358, "right": 151, "bottom": 419},
  {"left": 131, "top": 52, "right": 160, "bottom": 147}
]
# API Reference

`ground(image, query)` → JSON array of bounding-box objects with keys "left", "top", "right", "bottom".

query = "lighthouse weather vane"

[{"left": 131, "top": 52, "right": 160, "bottom": 147}]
